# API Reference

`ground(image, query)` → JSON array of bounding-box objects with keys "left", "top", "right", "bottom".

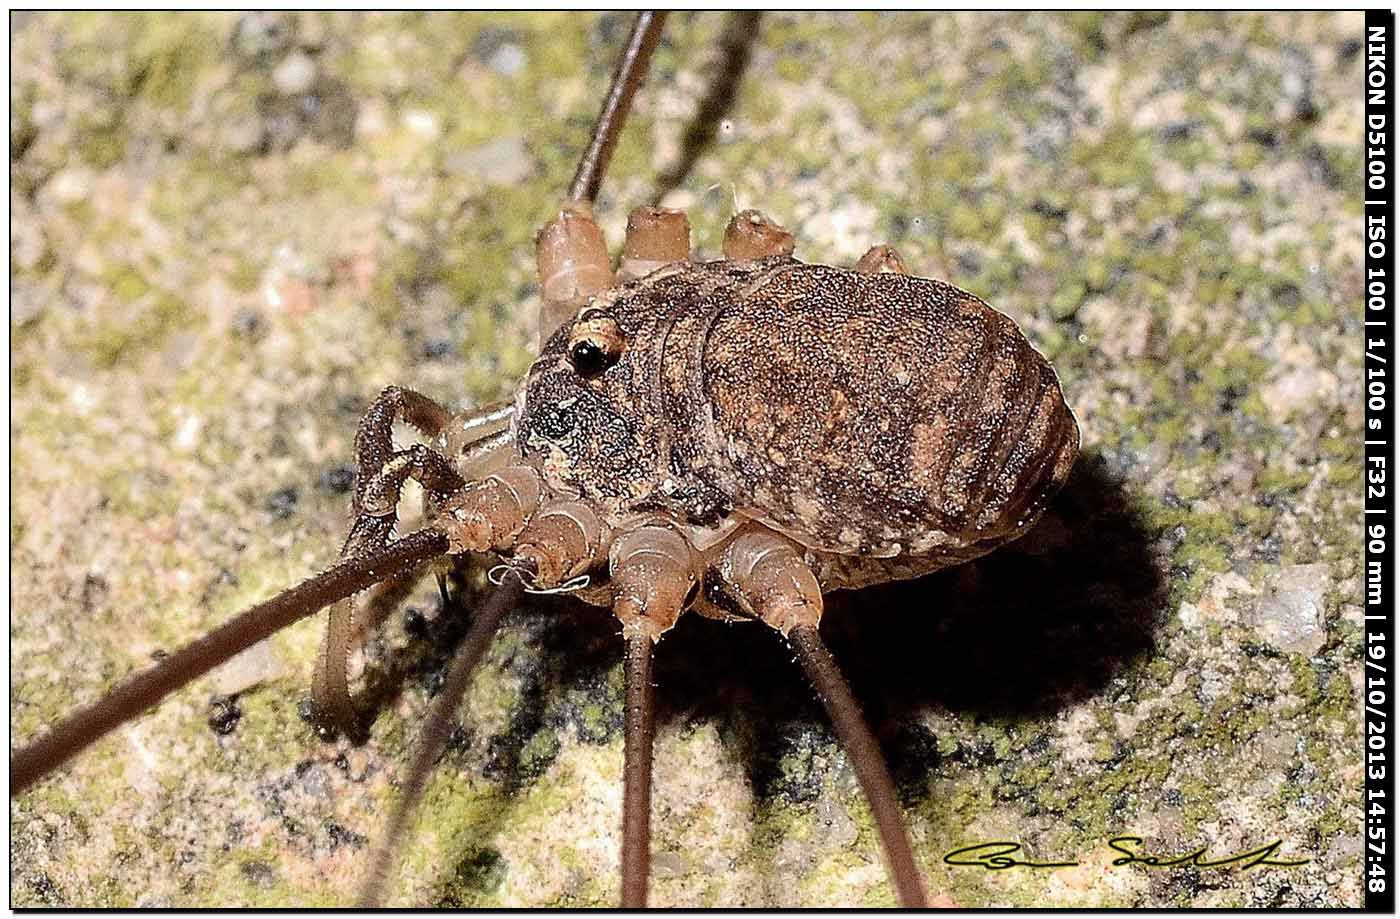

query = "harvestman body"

[{"left": 12, "top": 13, "right": 1078, "bottom": 908}]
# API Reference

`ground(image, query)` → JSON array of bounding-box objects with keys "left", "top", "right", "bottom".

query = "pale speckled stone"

[
  {"left": 1263, "top": 366, "right": 1341, "bottom": 422},
  {"left": 272, "top": 50, "right": 318, "bottom": 95},
  {"left": 1251, "top": 563, "right": 1332, "bottom": 657},
  {"left": 487, "top": 43, "right": 528, "bottom": 77},
  {"left": 212, "top": 640, "right": 287, "bottom": 696},
  {"left": 444, "top": 136, "right": 534, "bottom": 186}
]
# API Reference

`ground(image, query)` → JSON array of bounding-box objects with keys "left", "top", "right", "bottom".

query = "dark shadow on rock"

[
  {"left": 651, "top": 11, "right": 764, "bottom": 200},
  {"left": 648, "top": 449, "right": 1167, "bottom": 802}
]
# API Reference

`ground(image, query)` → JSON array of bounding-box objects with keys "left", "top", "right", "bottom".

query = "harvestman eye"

[
  {"left": 570, "top": 338, "right": 615, "bottom": 376},
  {"left": 567, "top": 311, "right": 625, "bottom": 378}
]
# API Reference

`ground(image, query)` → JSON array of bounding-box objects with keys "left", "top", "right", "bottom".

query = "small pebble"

[
  {"left": 487, "top": 43, "right": 528, "bottom": 77},
  {"left": 343, "top": 749, "right": 370, "bottom": 782},
  {"left": 273, "top": 50, "right": 318, "bottom": 96},
  {"left": 320, "top": 464, "right": 356, "bottom": 494},
  {"left": 650, "top": 851, "right": 685, "bottom": 878},
  {"left": 1251, "top": 563, "right": 1330, "bottom": 656},
  {"left": 444, "top": 136, "right": 533, "bottom": 186},
  {"left": 1261, "top": 366, "right": 1339, "bottom": 421},
  {"left": 207, "top": 696, "right": 242, "bottom": 735},
  {"left": 221, "top": 116, "right": 266, "bottom": 156},
  {"left": 213, "top": 639, "right": 285, "bottom": 695},
  {"left": 403, "top": 109, "right": 440, "bottom": 139},
  {"left": 298, "top": 763, "right": 331, "bottom": 799}
]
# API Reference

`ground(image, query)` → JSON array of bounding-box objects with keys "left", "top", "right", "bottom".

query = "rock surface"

[
  {"left": 1252, "top": 563, "right": 1332, "bottom": 656},
  {"left": 11, "top": 11, "right": 1365, "bottom": 908}
]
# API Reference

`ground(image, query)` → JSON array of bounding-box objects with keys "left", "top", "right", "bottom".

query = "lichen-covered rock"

[
  {"left": 1251, "top": 564, "right": 1331, "bottom": 657},
  {"left": 11, "top": 11, "right": 1364, "bottom": 908}
]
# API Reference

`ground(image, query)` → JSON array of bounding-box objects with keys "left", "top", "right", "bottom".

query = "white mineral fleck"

[
  {"left": 212, "top": 639, "right": 285, "bottom": 695},
  {"left": 444, "top": 136, "right": 533, "bottom": 186},
  {"left": 488, "top": 42, "right": 527, "bottom": 76},
  {"left": 272, "top": 50, "right": 317, "bottom": 95},
  {"left": 173, "top": 413, "right": 202, "bottom": 453},
  {"left": 403, "top": 109, "right": 440, "bottom": 139},
  {"left": 46, "top": 167, "right": 94, "bottom": 204},
  {"left": 1261, "top": 366, "right": 1338, "bottom": 422}
]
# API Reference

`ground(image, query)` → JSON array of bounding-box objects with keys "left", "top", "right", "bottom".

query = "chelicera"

[{"left": 12, "top": 13, "right": 1078, "bottom": 908}]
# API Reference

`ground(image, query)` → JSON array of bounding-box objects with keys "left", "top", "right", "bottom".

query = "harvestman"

[{"left": 12, "top": 12, "right": 1079, "bottom": 908}]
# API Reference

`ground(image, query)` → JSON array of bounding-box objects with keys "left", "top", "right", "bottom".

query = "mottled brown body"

[{"left": 516, "top": 256, "right": 1079, "bottom": 593}]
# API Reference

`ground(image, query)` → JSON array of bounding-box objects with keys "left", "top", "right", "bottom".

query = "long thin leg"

[
  {"left": 787, "top": 625, "right": 929, "bottom": 909},
  {"left": 11, "top": 528, "right": 449, "bottom": 796},
  {"left": 712, "top": 529, "right": 935, "bottom": 905},
  {"left": 538, "top": 13, "right": 667, "bottom": 343},
  {"left": 568, "top": 11, "right": 668, "bottom": 205},
  {"left": 620, "top": 630, "right": 656, "bottom": 908},
  {"left": 357, "top": 575, "right": 525, "bottom": 908},
  {"left": 608, "top": 520, "right": 696, "bottom": 907}
]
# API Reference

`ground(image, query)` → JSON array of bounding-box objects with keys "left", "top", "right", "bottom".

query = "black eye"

[
  {"left": 566, "top": 313, "right": 624, "bottom": 376},
  {"left": 569, "top": 339, "right": 613, "bottom": 377}
]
